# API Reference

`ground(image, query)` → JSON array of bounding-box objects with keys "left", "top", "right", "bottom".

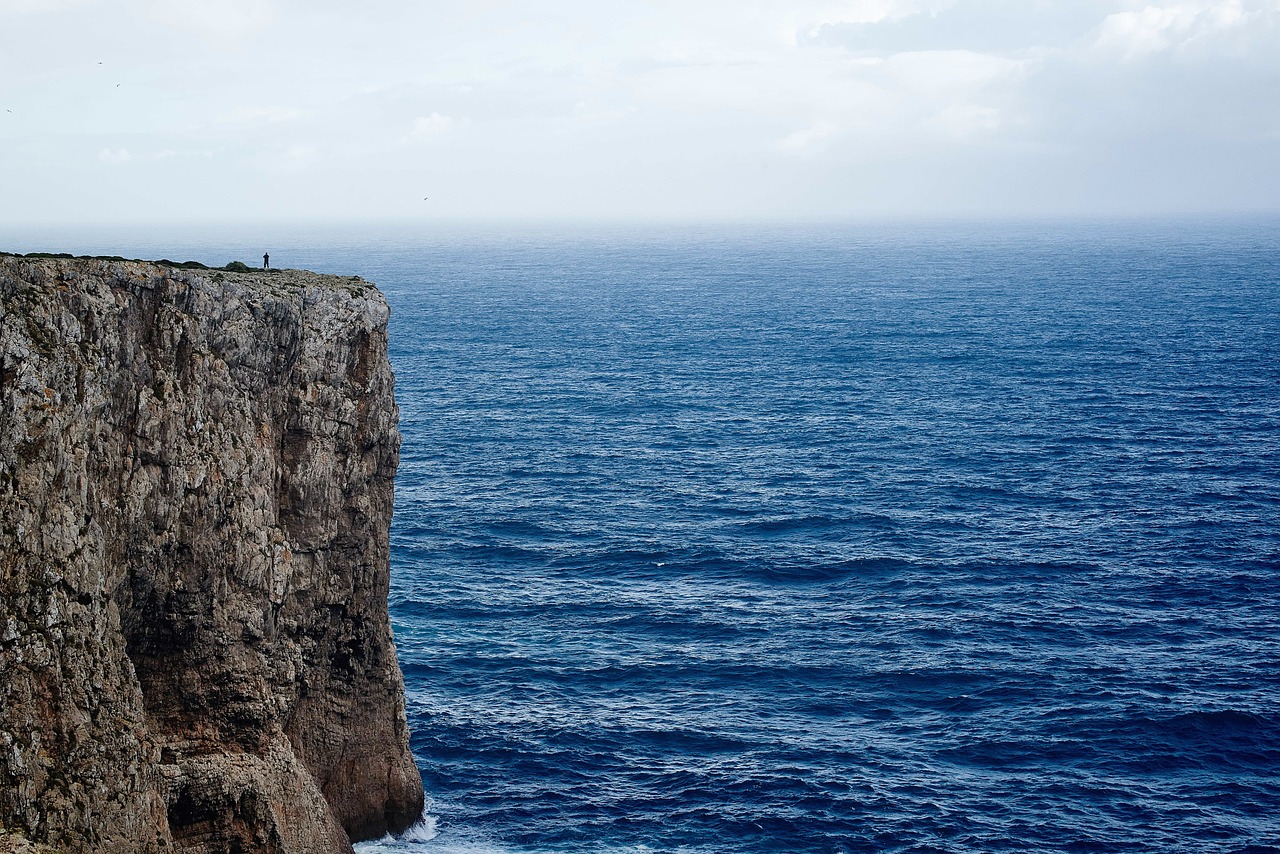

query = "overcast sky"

[{"left": 2, "top": 0, "right": 1278, "bottom": 223}]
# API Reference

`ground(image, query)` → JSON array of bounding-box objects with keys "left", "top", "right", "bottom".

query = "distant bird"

[{"left": 116, "top": 84, "right": 120, "bottom": 87}]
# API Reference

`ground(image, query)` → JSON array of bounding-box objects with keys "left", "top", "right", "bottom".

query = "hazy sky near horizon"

[{"left": 2, "top": 0, "right": 1278, "bottom": 223}]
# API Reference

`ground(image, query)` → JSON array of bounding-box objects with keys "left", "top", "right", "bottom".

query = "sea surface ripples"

[{"left": 355, "top": 221, "right": 1280, "bottom": 853}]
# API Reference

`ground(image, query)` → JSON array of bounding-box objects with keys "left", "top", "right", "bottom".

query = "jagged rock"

[
  {"left": 0, "top": 258, "right": 424, "bottom": 853},
  {"left": 0, "top": 829, "right": 64, "bottom": 854}
]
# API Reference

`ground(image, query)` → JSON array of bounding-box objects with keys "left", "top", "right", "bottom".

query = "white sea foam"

[
  {"left": 352, "top": 807, "right": 558, "bottom": 854},
  {"left": 353, "top": 811, "right": 438, "bottom": 852},
  {"left": 356, "top": 818, "right": 690, "bottom": 854},
  {"left": 352, "top": 815, "right": 661, "bottom": 854}
]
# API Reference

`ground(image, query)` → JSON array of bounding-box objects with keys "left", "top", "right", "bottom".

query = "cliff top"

[{"left": 0, "top": 252, "right": 376, "bottom": 299}]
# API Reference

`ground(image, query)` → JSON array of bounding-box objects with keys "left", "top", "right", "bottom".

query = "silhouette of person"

[{"left": 263, "top": 252, "right": 270, "bottom": 269}]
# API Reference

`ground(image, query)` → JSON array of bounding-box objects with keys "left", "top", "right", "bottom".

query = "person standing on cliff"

[{"left": 263, "top": 252, "right": 270, "bottom": 269}]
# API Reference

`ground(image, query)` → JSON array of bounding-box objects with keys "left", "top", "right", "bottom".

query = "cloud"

[
  {"left": 251, "top": 144, "right": 322, "bottom": 174},
  {"left": 806, "top": 0, "right": 1117, "bottom": 52},
  {"left": 96, "top": 146, "right": 217, "bottom": 165},
  {"left": 791, "top": 0, "right": 951, "bottom": 41},
  {"left": 405, "top": 112, "right": 458, "bottom": 142},
  {"left": 219, "top": 105, "right": 304, "bottom": 124},
  {"left": 778, "top": 121, "right": 842, "bottom": 155},
  {"left": 1094, "top": 0, "right": 1257, "bottom": 58},
  {"left": 927, "top": 101, "right": 1003, "bottom": 136},
  {"left": 98, "top": 147, "right": 131, "bottom": 164},
  {"left": 144, "top": 148, "right": 216, "bottom": 161},
  {"left": 879, "top": 49, "right": 1022, "bottom": 96},
  {"left": 144, "top": 0, "right": 277, "bottom": 38},
  {"left": 8, "top": 0, "right": 1280, "bottom": 221},
  {"left": 0, "top": 0, "right": 94, "bottom": 15}
]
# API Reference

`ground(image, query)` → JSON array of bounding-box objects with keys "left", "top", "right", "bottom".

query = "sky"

[{"left": 1, "top": 0, "right": 1278, "bottom": 223}]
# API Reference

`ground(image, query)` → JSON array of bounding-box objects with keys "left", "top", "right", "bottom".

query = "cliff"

[{"left": 0, "top": 256, "right": 424, "bottom": 852}]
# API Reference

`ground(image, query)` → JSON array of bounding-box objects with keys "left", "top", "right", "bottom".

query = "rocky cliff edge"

[{"left": 0, "top": 256, "right": 424, "bottom": 852}]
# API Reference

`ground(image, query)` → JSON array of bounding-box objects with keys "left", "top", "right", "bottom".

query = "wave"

[
  {"left": 354, "top": 811, "right": 440, "bottom": 853},
  {"left": 375, "top": 226, "right": 1280, "bottom": 853}
]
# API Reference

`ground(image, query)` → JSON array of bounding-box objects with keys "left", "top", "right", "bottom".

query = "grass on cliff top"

[
  {"left": 1, "top": 252, "right": 373, "bottom": 297},
  {"left": 0, "top": 251, "right": 269, "bottom": 274}
]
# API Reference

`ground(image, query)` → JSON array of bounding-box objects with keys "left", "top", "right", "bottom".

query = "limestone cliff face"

[{"left": 0, "top": 257, "right": 424, "bottom": 852}]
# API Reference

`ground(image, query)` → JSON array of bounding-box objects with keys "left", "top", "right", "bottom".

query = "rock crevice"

[{"left": 0, "top": 258, "right": 424, "bottom": 853}]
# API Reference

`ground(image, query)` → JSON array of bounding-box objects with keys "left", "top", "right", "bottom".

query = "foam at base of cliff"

[
  {"left": 352, "top": 814, "right": 543, "bottom": 854},
  {"left": 352, "top": 812, "right": 440, "bottom": 852},
  {"left": 0, "top": 257, "right": 424, "bottom": 853}
]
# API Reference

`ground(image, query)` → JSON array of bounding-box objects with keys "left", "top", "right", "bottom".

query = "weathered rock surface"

[{"left": 0, "top": 257, "right": 424, "bottom": 852}]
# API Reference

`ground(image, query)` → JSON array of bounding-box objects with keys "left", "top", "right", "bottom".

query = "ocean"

[{"left": 5, "top": 218, "right": 1279, "bottom": 852}]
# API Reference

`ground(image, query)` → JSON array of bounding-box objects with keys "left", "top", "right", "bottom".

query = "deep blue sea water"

[{"left": 5, "top": 219, "right": 1279, "bottom": 852}]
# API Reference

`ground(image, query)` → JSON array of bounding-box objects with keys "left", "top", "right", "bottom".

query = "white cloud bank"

[
  {"left": 1095, "top": 0, "right": 1254, "bottom": 57},
  {"left": 2, "top": 0, "right": 1279, "bottom": 221}
]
